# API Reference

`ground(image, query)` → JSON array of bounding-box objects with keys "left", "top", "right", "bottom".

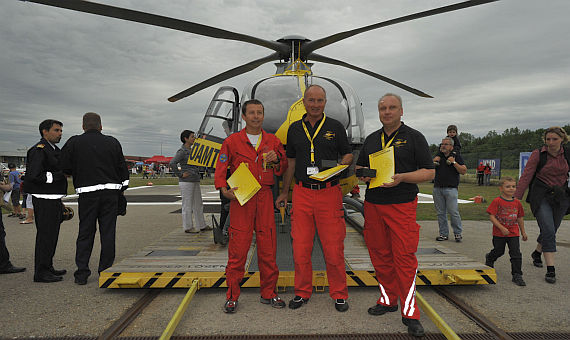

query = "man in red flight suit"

[
  {"left": 214, "top": 99, "right": 288, "bottom": 313},
  {"left": 356, "top": 93, "right": 434, "bottom": 337}
]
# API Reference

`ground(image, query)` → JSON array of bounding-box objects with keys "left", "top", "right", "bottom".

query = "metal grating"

[{"left": 16, "top": 334, "right": 570, "bottom": 340}]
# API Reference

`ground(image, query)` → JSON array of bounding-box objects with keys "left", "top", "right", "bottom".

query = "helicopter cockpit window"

[
  {"left": 241, "top": 75, "right": 364, "bottom": 145},
  {"left": 310, "top": 77, "right": 365, "bottom": 144},
  {"left": 198, "top": 87, "right": 239, "bottom": 144},
  {"left": 242, "top": 76, "right": 302, "bottom": 135}
]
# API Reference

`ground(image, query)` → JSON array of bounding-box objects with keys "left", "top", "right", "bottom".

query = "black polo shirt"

[
  {"left": 356, "top": 123, "right": 434, "bottom": 204},
  {"left": 433, "top": 153, "right": 464, "bottom": 188},
  {"left": 286, "top": 114, "right": 351, "bottom": 184}
]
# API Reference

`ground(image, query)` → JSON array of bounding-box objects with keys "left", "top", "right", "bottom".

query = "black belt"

[
  {"left": 297, "top": 179, "right": 339, "bottom": 190},
  {"left": 435, "top": 185, "right": 458, "bottom": 188}
]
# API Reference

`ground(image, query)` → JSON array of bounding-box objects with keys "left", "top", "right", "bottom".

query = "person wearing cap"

[{"left": 275, "top": 84, "right": 353, "bottom": 313}]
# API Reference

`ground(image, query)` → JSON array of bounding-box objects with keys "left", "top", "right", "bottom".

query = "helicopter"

[{"left": 20, "top": 0, "right": 499, "bottom": 194}]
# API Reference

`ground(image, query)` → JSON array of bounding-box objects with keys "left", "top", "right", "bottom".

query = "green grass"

[
  {"left": 416, "top": 182, "right": 505, "bottom": 220},
  {"left": 6, "top": 170, "right": 564, "bottom": 221}
]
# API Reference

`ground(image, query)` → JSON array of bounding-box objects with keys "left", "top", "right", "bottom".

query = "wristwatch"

[{"left": 451, "top": 161, "right": 456, "bottom": 165}]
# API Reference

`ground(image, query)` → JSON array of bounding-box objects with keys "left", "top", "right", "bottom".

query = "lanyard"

[
  {"left": 302, "top": 114, "right": 326, "bottom": 165},
  {"left": 381, "top": 131, "right": 398, "bottom": 150}
]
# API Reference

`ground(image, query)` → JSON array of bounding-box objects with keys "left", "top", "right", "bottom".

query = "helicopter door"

[
  {"left": 188, "top": 86, "right": 240, "bottom": 169},
  {"left": 197, "top": 86, "right": 240, "bottom": 142}
]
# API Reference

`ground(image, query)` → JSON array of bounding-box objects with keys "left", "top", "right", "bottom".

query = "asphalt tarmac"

[{"left": 0, "top": 185, "right": 568, "bottom": 338}]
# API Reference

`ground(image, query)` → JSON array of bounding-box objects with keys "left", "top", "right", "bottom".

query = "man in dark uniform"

[
  {"left": 1, "top": 182, "right": 26, "bottom": 275},
  {"left": 25, "top": 119, "right": 68, "bottom": 283},
  {"left": 356, "top": 93, "right": 434, "bottom": 337},
  {"left": 60, "top": 112, "right": 129, "bottom": 285},
  {"left": 275, "top": 84, "right": 353, "bottom": 312}
]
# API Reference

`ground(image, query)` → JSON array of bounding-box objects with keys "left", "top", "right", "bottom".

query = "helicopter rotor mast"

[{"left": 21, "top": 0, "right": 500, "bottom": 101}]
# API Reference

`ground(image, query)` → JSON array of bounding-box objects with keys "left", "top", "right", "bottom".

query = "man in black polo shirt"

[
  {"left": 433, "top": 137, "right": 467, "bottom": 242},
  {"left": 275, "top": 84, "right": 353, "bottom": 312},
  {"left": 356, "top": 93, "right": 434, "bottom": 337}
]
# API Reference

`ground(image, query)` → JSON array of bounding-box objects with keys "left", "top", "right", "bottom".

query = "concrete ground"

[{"left": 0, "top": 185, "right": 568, "bottom": 338}]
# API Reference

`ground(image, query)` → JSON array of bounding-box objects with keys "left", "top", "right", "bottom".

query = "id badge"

[{"left": 306, "top": 166, "right": 319, "bottom": 175}]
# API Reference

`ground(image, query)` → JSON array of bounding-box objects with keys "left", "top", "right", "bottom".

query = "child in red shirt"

[{"left": 485, "top": 177, "right": 528, "bottom": 286}]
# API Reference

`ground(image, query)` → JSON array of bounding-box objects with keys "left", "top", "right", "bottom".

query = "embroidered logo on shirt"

[
  {"left": 219, "top": 154, "right": 228, "bottom": 163},
  {"left": 394, "top": 139, "right": 407, "bottom": 147},
  {"left": 323, "top": 131, "right": 335, "bottom": 140}
]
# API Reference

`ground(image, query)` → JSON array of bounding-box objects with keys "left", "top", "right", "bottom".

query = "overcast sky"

[{"left": 1, "top": 0, "right": 569, "bottom": 158}]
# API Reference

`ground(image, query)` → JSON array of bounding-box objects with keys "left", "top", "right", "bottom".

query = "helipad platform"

[{"left": 99, "top": 218, "right": 496, "bottom": 289}]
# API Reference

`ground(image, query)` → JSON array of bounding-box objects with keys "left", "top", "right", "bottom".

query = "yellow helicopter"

[{"left": 22, "top": 0, "right": 498, "bottom": 195}]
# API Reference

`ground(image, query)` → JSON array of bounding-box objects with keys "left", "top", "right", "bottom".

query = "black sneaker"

[
  {"left": 512, "top": 274, "right": 526, "bottom": 286},
  {"left": 435, "top": 235, "right": 448, "bottom": 241},
  {"left": 368, "top": 304, "right": 398, "bottom": 315},
  {"left": 531, "top": 251, "right": 543, "bottom": 268},
  {"left": 260, "top": 296, "right": 286, "bottom": 308},
  {"left": 224, "top": 300, "right": 238, "bottom": 313},
  {"left": 454, "top": 234, "right": 462, "bottom": 242},
  {"left": 74, "top": 276, "right": 88, "bottom": 285},
  {"left": 402, "top": 317, "right": 425, "bottom": 337},
  {"left": 288, "top": 296, "right": 309, "bottom": 309},
  {"left": 545, "top": 272, "right": 556, "bottom": 284},
  {"left": 485, "top": 253, "right": 494, "bottom": 268},
  {"left": 334, "top": 299, "right": 349, "bottom": 312}
]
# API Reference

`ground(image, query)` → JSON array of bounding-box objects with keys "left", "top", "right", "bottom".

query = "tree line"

[{"left": 429, "top": 124, "right": 570, "bottom": 169}]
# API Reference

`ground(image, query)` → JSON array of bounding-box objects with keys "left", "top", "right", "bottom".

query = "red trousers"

[
  {"left": 291, "top": 184, "right": 348, "bottom": 299},
  {"left": 226, "top": 187, "right": 278, "bottom": 301},
  {"left": 363, "top": 198, "right": 421, "bottom": 319}
]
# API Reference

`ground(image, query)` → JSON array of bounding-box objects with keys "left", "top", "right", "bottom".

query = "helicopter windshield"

[
  {"left": 242, "top": 74, "right": 364, "bottom": 145},
  {"left": 198, "top": 86, "right": 240, "bottom": 143}
]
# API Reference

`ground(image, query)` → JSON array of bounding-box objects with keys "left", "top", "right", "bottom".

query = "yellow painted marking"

[
  {"left": 177, "top": 247, "right": 203, "bottom": 251},
  {"left": 100, "top": 268, "right": 496, "bottom": 288}
]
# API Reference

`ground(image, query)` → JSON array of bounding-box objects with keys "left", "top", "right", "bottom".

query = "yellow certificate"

[
  {"left": 309, "top": 164, "right": 349, "bottom": 181},
  {"left": 369, "top": 146, "right": 395, "bottom": 189},
  {"left": 226, "top": 163, "right": 261, "bottom": 206}
]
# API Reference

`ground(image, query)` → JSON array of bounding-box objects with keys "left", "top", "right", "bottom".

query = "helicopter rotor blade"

[
  {"left": 168, "top": 53, "right": 280, "bottom": 102},
  {"left": 22, "top": 0, "right": 287, "bottom": 54},
  {"left": 303, "top": 0, "right": 499, "bottom": 55},
  {"left": 309, "top": 53, "right": 432, "bottom": 98}
]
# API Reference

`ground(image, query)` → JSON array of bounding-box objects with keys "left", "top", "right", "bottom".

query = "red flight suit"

[
  {"left": 363, "top": 198, "right": 421, "bottom": 319},
  {"left": 214, "top": 128, "right": 287, "bottom": 301},
  {"left": 291, "top": 182, "right": 348, "bottom": 300}
]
